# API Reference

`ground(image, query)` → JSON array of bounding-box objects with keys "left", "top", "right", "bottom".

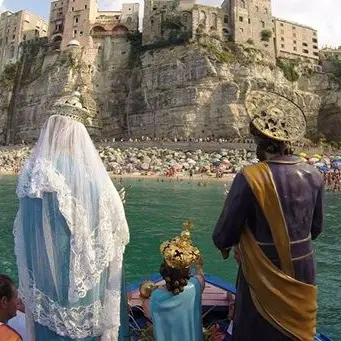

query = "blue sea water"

[{"left": 0, "top": 175, "right": 339, "bottom": 340}]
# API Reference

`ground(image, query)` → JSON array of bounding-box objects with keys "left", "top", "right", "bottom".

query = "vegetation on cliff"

[{"left": 276, "top": 58, "right": 300, "bottom": 82}]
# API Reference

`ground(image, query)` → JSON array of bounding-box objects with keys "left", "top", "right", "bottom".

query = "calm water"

[{"left": 0, "top": 176, "right": 339, "bottom": 340}]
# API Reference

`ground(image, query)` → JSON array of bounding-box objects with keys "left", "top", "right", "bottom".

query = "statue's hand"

[
  {"left": 118, "top": 188, "right": 126, "bottom": 204},
  {"left": 195, "top": 255, "right": 204, "bottom": 269}
]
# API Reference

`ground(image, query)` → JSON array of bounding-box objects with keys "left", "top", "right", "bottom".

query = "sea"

[{"left": 0, "top": 175, "right": 339, "bottom": 340}]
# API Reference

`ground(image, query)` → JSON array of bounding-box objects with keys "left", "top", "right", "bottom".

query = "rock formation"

[{"left": 0, "top": 36, "right": 340, "bottom": 145}]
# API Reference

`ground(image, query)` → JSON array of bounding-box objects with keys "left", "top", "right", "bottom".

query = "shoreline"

[
  {"left": 1, "top": 170, "right": 236, "bottom": 183},
  {"left": 111, "top": 172, "right": 236, "bottom": 183}
]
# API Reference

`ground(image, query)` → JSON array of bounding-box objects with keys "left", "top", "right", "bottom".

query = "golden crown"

[
  {"left": 160, "top": 221, "right": 200, "bottom": 269},
  {"left": 50, "top": 91, "right": 90, "bottom": 124}
]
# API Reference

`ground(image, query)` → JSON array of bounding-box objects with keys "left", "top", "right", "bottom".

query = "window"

[
  {"left": 264, "top": 8, "right": 268, "bottom": 14},
  {"left": 74, "top": 29, "right": 77, "bottom": 35},
  {"left": 74, "top": 16, "right": 79, "bottom": 25},
  {"left": 240, "top": 28, "right": 244, "bottom": 32},
  {"left": 313, "top": 32, "right": 316, "bottom": 36},
  {"left": 281, "top": 37, "right": 284, "bottom": 41},
  {"left": 293, "top": 47, "right": 297, "bottom": 51},
  {"left": 293, "top": 40, "right": 296, "bottom": 44},
  {"left": 239, "top": 16, "right": 243, "bottom": 22},
  {"left": 248, "top": 18, "right": 251, "bottom": 24},
  {"left": 80, "top": 31, "right": 83, "bottom": 36},
  {"left": 280, "top": 23, "right": 284, "bottom": 27},
  {"left": 12, "top": 34, "right": 15, "bottom": 39},
  {"left": 313, "top": 45, "right": 318, "bottom": 49},
  {"left": 281, "top": 44, "right": 285, "bottom": 48},
  {"left": 313, "top": 52, "right": 319, "bottom": 56},
  {"left": 151, "top": 19, "right": 154, "bottom": 24},
  {"left": 255, "top": 6, "right": 259, "bottom": 11},
  {"left": 312, "top": 38, "right": 317, "bottom": 43},
  {"left": 72, "top": 7, "right": 74, "bottom": 11},
  {"left": 23, "top": 34, "right": 26, "bottom": 41},
  {"left": 292, "top": 26, "right": 296, "bottom": 30},
  {"left": 261, "top": 21, "right": 265, "bottom": 28},
  {"left": 302, "top": 42, "right": 308, "bottom": 47},
  {"left": 211, "top": 13, "right": 217, "bottom": 29},
  {"left": 200, "top": 11, "right": 206, "bottom": 25},
  {"left": 224, "top": 15, "right": 229, "bottom": 24},
  {"left": 85, "top": 5, "right": 87, "bottom": 9},
  {"left": 303, "top": 49, "right": 309, "bottom": 54},
  {"left": 9, "top": 45, "right": 15, "bottom": 58}
]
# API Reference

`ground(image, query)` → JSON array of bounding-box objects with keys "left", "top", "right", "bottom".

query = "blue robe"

[
  {"left": 20, "top": 193, "right": 129, "bottom": 341},
  {"left": 149, "top": 277, "right": 203, "bottom": 341}
]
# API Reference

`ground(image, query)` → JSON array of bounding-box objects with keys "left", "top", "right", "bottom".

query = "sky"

[{"left": 2, "top": 0, "right": 340, "bottom": 48}]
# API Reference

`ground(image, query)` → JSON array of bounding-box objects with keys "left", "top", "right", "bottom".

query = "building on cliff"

[
  {"left": 0, "top": 10, "right": 47, "bottom": 69},
  {"left": 221, "top": 0, "right": 275, "bottom": 55},
  {"left": 142, "top": 0, "right": 224, "bottom": 44},
  {"left": 142, "top": 0, "right": 319, "bottom": 63},
  {"left": 319, "top": 46, "right": 341, "bottom": 61},
  {"left": 48, "top": 0, "right": 139, "bottom": 50},
  {"left": 274, "top": 18, "right": 319, "bottom": 62}
]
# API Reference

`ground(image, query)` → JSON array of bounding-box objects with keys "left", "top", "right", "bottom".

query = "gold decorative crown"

[
  {"left": 50, "top": 91, "right": 90, "bottom": 124},
  {"left": 245, "top": 91, "right": 306, "bottom": 142},
  {"left": 160, "top": 221, "right": 200, "bottom": 269}
]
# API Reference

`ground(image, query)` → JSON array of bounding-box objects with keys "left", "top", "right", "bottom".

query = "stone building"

[
  {"left": 274, "top": 18, "right": 319, "bottom": 62},
  {"left": 319, "top": 47, "right": 341, "bottom": 61},
  {"left": 142, "top": 0, "right": 223, "bottom": 44},
  {"left": 48, "top": 0, "right": 139, "bottom": 50},
  {"left": 221, "top": 0, "right": 275, "bottom": 55},
  {"left": 0, "top": 10, "right": 47, "bottom": 69}
]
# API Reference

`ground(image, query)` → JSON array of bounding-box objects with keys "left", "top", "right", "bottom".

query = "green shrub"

[
  {"left": 261, "top": 29, "right": 272, "bottom": 42},
  {"left": 276, "top": 59, "right": 300, "bottom": 82}
]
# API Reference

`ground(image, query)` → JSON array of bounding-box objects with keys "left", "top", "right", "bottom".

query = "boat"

[{"left": 127, "top": 273, "right": 333, "bottom": 341}]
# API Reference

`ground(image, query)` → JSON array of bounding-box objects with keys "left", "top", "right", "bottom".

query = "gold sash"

[{"left": 240, "top": 162, "right": 317, "bottom": 341}]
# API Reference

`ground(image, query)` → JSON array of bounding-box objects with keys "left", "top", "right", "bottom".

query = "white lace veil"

[{"left": 13, "top": 92, "right": 129, "bottom": 341}]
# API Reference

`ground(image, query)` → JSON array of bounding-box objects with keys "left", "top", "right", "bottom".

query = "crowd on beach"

[{"left": 1, "top": 143, "right": 341, "bottom": 190}]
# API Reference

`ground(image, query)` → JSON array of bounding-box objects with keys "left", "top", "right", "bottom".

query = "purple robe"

[{"left": 213, "top": 155, "right": 324, "bottom": 341}]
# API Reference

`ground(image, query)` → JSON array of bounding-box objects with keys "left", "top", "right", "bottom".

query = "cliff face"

[{"left": 0, "top": 38, "right": 339, "bottom": 144}]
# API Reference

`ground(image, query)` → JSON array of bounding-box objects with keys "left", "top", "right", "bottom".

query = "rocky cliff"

[{"left": 1, "top": 37, "right": 340, "bottom": 145}]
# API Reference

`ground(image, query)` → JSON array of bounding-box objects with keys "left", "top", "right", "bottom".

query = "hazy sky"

[{"left": 2, "top": 0, "right": 340, "bottom": 47}]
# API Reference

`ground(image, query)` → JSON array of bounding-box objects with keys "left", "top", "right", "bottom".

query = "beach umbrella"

[
  {"left": 317, "top": 166, "right": 330, "bottom": 173},
  {"left": 331, "top": 161, "right": 341, "bottom": 169},
  {"left": 309, "top": 157, "right": 319, "bottom": 163},
  {"left": 314, "top": 162, "right": 326, "bottom": 168}
]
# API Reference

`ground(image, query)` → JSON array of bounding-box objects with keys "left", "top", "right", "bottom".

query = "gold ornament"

[
  {"left": 139, "top": 281, "right": 157, "bottom": 299},
  {"left": 245, "top": 91, "right": 306, "bottom": 142},
  {"left": 160, "top": 221, "right": 200, "bottom": 269}
]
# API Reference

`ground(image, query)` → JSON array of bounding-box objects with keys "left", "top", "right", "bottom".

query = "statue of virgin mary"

[{"left": 13, "top": 92, "right": 130, "bottom": 341}]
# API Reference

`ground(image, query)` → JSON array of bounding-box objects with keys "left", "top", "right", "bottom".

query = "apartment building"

[
  {"left": 0, "top": 10, "right": 47, "bottom": 69},
  {"left": 274, "top": 18, "right": 319, "bottom": 62}
]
